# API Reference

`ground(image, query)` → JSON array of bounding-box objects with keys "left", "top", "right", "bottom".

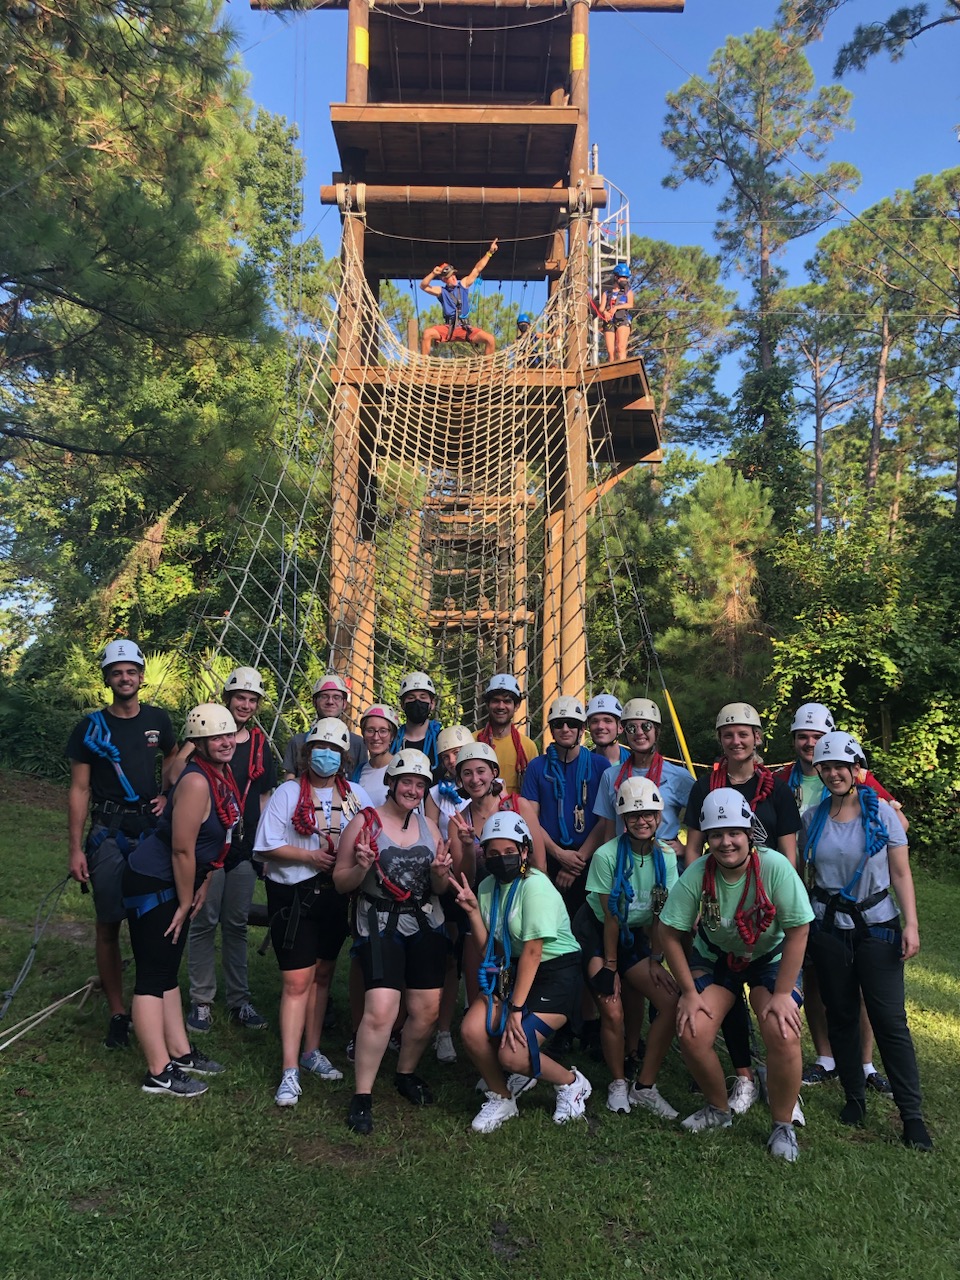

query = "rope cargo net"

[{"left": 191, "top": 231, "right": 656, "bottom": 740}]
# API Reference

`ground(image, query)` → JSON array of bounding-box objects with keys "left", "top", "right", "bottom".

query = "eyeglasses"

[
  {"left": 364, "top": 726, "right": 392, "bottom": 738},
  {"left": 624, "top": 721, "right": 656, "bottom": 735},
  {"left": 550, "top": 719, "right": 582, "bottom": 730}
]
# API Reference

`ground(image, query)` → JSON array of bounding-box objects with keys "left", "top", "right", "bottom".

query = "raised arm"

[{"left": 462, "top": 239, "right": 498, "bottom": 288}]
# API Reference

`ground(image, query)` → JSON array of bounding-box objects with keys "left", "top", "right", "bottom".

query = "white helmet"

[
  {"left": 305, "top": 718, "right": 350, "bottom": 752},
  {"left": 547, "top": 695, "right": 586, "bottom": 724},
  {"left": 184, "top": 703, "right": 237, "bottom": 739},
  {"left": 399, "top": 671, "right": 436, "bottom": 699},
  {"left": 312, "top": 673, "right": 349, "bottom": 700},
  {"left": 586, "top": 693, "right": 623, "bottom": 720},
  {"left": 791, "top": 702, "right": 835, "bottom": 735},
  {"left": 359, "top": 703, "right": 400, "bottom": 732},
  {"left": 700, "top": 788, "right": 753, "bottom": 831},
  {"left": 484, "top": 673, "right": 522, "bottom": 701},
  {"left": 479, "top": 811, "right": 532, "bottom": 848},
  {"left": 101, "top": 639, "right": 145, "bottom": 671},
  {"left": 385, "top": 749, "right": 433, "bottom": 781},
  {"left": 455, "top": 741, "right": 500, "bottom": 774},
  {"left": 813, "top": 732, "right": 866, "bottom": 769},
  {"left": 616, "top": 775, "right": 665, "bottom": 814},
  {"left": 621, "top": 698, "right": 661, "bottom": 725},
  {"left": 223, "top": 666, "right": 266, "bottom": 699},
  {"left": 716, "top": 702, "right": 762, "bottom": 731},
  {"left": 437, "top": 725, "right": 474, "bottom": 755}
]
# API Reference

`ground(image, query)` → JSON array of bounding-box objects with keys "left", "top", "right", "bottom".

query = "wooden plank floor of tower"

[{"left": 253, "top": 0, "right": 682, "bottom": 721}]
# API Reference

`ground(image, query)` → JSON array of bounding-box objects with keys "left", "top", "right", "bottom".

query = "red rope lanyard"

[
  {"left": 701, "top": 847, "right": 777, "bottom": 971},
  {"left": 361, "top": 807, "right": 411, "bottom": 902},
  {"left": 190, "top": 758, "right": 242, "bottom": 868},
  {"left": 709, "top": 759, "right": 774, "bottom": 809},
  {"left": 614, "top": 751, "right": 664, "bottom": 791},
  {"left": 478, "top": 723, "right": 528, "bottom": 782},
  {"left": 236, "top": 724, "right": 266, "bottom": 813}
]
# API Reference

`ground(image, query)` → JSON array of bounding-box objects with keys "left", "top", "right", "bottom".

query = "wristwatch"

[{"left": 507, "top": 1002, "right": 524, "bottom": 1014}]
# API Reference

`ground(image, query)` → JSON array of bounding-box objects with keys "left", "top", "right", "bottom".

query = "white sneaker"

[
  {"left": 434, "top": 1030, "right": 457, "bottom": 1064},
  {"left": 681, "top": 1104, "right": 733, "bottom": 1132},
  {"left": 727, "top": 1076, "right": 759, "bottom": 1115},
  {"left": 606, "top": 1079, "right": 631, "bottom": 1114},
  {"left": 553, "top": 1068, "right": 592, "bottom": 1124},
  {"left": 275, "top": 1068, "right": 301, "bottom": 1107},
  {"left": 508, "top": 1073, "right": 538, "bottom": 1097},
  {"left": 629, "top": 1082, "right": 679, "bottom": 1120},
  {"left": 768, "top": 1120, "right": 800, "bottom": 1162},
  {"left": 300, "top": 1049, "right": 343, "bottom": 1081},
  {"left": 471, "top": 1091, "right": 519, "bottom": 1133},
  {"left": 792, "top": 1097, "right": 806, "bottom": 1127}
]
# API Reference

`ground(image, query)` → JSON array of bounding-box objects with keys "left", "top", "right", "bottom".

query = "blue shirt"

[
  {"left": 521, "top": 749, "right": 611, "bottom": 848},
  {"left": 593, "top": 758, "right": 694, "bottom": 843}
]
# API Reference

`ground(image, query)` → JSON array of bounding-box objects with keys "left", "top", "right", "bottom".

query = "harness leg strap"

[{"left": 520, "top": 1012, "right": 554, "bottom": 1079}]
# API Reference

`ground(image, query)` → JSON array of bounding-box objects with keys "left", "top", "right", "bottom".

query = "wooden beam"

[
  {"left": 330, "top": 104, "right": 580, "bottom": 128},
  {"left": 321, "top": 183, "right": 606, "bottom": 207},
  {"left": 254, "top": 0, "right": 683, "bottom": 11}
]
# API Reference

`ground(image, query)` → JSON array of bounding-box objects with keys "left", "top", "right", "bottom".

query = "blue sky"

[{"left": 227, "top": 0, "right": 959, "bottom": 311}]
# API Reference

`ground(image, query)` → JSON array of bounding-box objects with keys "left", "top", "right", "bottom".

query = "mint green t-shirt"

[
  {"left": 586, "top": 837, "right": 679, "bottom": 929},
  {"left": 478, "top": 869, "right": 579, "bottom": 962},
  {"left": 659, "top": 847, "right": 813, "bottom": 965}
]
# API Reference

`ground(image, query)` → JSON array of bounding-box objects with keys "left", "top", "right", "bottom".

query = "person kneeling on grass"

[
  {"left": 573, "top": 775, "right": 680, "bottom": 1120},
  {"left": 123, "top": 704, "right": 238, "bottom": 1097},
  {"left": 455, "top": 812, "right": 591, "bottom": 1133},
  {"left": 659, "top": 789, "right": 813, "bottom": 1162}
]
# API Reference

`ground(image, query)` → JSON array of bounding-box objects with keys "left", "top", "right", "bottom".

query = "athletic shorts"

[
  {"left": 571, "top": 902, "right": 652, "bottom": 976},
  {"left": 353, "top": 926, "right": 449, "bottom": 992},
  {"left": 88, "top": 826, "right": 133, "bottom": 924},
  {"left": 266, "top": 876, "right": 349, "bottom": 971},
  {"left": 691, "top": 952, "right": 803, "bottom": 1006},
  {"left": 509, "top": 953, "right": 581, "bottom": 1022},
  {"left": 602, "top": 315, "right": 631, "bottom": 332},
  {"left": 122, "top": 866, "right": 186, "bottom": 998},
  {"left": 440, "top": 324, "right": 473, "bottom": 342}
]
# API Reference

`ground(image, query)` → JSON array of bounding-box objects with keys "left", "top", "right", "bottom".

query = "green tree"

[{"left": 778, "top": 1, "right": 960, "bottom": 75}]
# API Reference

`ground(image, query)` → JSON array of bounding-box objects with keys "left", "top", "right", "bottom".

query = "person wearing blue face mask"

[{"left": 254, "top": 719, "right": 373, "bottom": 1107}]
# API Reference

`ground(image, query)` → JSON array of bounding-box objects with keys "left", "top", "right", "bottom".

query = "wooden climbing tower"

[{"left": 251, "top": 0, "right": 682, "bottom": 729}]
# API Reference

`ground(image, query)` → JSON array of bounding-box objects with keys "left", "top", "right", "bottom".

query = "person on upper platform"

[
  {"left": 420, "top": 242, "right": 498, "bottom": 357},
  {"left": 600, "top": 264, "right": 634, "bottom": 362}
]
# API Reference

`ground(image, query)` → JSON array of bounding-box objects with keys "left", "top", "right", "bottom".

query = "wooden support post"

[{"left": 345, "top": 0, "right": 369, "bottom": 105}]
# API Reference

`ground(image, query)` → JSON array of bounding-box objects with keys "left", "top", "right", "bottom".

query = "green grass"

[{"left": 1, "top": 771, "right": 957, "bottom": 1280}]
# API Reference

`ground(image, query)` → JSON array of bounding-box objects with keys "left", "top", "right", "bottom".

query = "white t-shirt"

[
  {"left": 359, "top": 763, "right": 390, "bottom": 808},
  {"left": 427, "top": 782, "right": 470, "bottom": 840},
  {"left": 254, "top": 778, "right": 372, "bottom": 885}
]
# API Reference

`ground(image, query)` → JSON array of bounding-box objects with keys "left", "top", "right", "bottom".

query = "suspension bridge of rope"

[{"left": 193, "top": 0, "right": 689, "bottom": 754}]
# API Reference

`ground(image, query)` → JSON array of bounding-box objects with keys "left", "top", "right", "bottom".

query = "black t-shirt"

[
  {"left": 686, "top": 771, "right": 802, "bottom": 848},
  {"left": 230, "top": 728, "right": 278, "bottom": 858},
  {"left": 65, "top": 704, "right": 176, "bottom": 805}
]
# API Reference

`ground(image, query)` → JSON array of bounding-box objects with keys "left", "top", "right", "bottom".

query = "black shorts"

[
  {"left": 571, "top": 902, "right": 651, "bottom": 976},
  {"left": 266, "top": 876, "right": 350, "bottom": 971},
  {"left": 123, "top": 867, "right": 186, "bottom": 998},
  {"left": 512, "top": 953, "right": 581, "bottom": 1023},
  {"left": 353, "top": 926, "right": 449, "bottom": 992}
]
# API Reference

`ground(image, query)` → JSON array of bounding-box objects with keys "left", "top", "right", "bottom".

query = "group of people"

[
  {"left": 419, "top": 250, "right": 633, "bottom": 363},
  {"left": 66, "top": 644, "right": 932, "bottom": 1155}
]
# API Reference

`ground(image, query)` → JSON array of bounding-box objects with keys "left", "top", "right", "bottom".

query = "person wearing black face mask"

[
  {"left": 454, "top": 812, "right": 590, "bottom": 1133},
  {"left": 391, "top": 671, "right": 444, "bottom": 775}
]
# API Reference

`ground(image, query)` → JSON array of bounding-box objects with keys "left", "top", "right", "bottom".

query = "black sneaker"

[
  {"left": 345, "top": 1036, "right": 356, "bottom": 1064},
  {"left": 173, "top": 1045, "right": 225, "bottom": 1076},
  {"left": 839, "top": 1097, "right": 866, "bottom": 1127},
  {"left": 142, "top": 1063, "right": 208, "bottom": 1098},
  {"left": 394, "top": 1072, "right": 433, "bottom": 1105},
  {"left": 865, "top": 1070, "right": 893, "bottom": 1097},
  {"left": 104, "top": 1012, "right": 132, "bottom": 1049},
  {"left": 549, "top": 1026, "right": 575, "bottom": 1057},
  {"left": 347, "top": 1094, "right": 373, "bottom": 1134},
  {"left": 902, "top": 1117, "right": 933, "bottom": 1151}
]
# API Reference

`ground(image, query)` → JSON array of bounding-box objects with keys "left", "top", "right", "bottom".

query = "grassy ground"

[{"left": 1, "top": 771, "right": 957, "bottom": 1280}]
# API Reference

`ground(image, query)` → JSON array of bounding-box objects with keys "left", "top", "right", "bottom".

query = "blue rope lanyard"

[
  {"left": 438, "top": 779, "right": 462, "bottom": 804},
  {"left": 478, "top": 877, "right": 523, "bottom": 1038},
  {"left": 83, "top": 711, "right": 140, "bottom": 804},
  {"left": 391, "top": 720, "right": 441, "bottom": 765},
  {"left": 788, "top": 760, "right": 827, "bottom": 810},
  {"left": 609, "top": 835, "right": 668, "bottom": 944},
  {"left": 804, "top": 785, "right": 890, "bottom": 901},
  {"left": 544, "top": 745, "right": 590, "bottom": 846}
]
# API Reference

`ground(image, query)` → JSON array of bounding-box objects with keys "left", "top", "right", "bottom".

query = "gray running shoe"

[
  {"left": 142, "top": 1063, "right": 207, "bottom": 1098},
  {"left": 768, "top": 1121, "right": 800, "bottom": 1162}
]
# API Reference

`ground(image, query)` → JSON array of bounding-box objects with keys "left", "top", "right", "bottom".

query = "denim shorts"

[{"left": 691, "top": 951, "right": 803, "bottom": 1007}]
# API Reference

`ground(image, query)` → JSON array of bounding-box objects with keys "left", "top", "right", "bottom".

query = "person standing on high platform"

[
  {"left": 420, "top": 243, "right": 499, "bottom": 357},
  {"left": 475, "top": 673, "right": 539, "bottom": 796}
]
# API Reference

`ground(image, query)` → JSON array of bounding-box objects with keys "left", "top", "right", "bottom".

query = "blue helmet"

[
  {"left": 613, "top": 264, "right": 630, "bottom": 279},
  {"left": 517, "top": 313, "right": 532, "bottom": 325}
]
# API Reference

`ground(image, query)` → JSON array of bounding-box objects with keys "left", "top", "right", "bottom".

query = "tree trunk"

[{"left": 864, "top": 309, "right": 889, "bottom": 500}]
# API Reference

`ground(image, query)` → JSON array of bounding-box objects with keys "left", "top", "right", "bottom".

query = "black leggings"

[{"left": 123, "top": 867, "right": 187, "bottom": 998}]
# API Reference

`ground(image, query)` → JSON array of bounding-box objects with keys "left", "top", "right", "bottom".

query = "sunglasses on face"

[
  {"left": 624, "top": 721, "right": 656, "bottom": 735},
  {"left": 550, "top": 719, "right": 581, "bottom": 730}
]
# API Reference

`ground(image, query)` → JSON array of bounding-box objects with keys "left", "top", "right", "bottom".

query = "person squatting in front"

[
  {"left": 334, "top": 749, "right": 454, "bottom": 1135},
  {"left": 802, "top": 732, "right": 932, "bottom": 1151},
  {"left": 122, "top": 703, "right": 239, "bottom": 1097},
  {"left": 659, "top": 789, "right": 813, "bottom": 1162},
  {"left": 177, "top": 666, "right": 276, "bottom": 1036},
  {"left": 573, "top": 776, "right": 681, "bottom": 1120},
  {"left": 254, "top": 718, "right": 372, "bottom": 1107},
  {"left": 455, "top": 812, "right": 591, "bottom": 1132}
]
